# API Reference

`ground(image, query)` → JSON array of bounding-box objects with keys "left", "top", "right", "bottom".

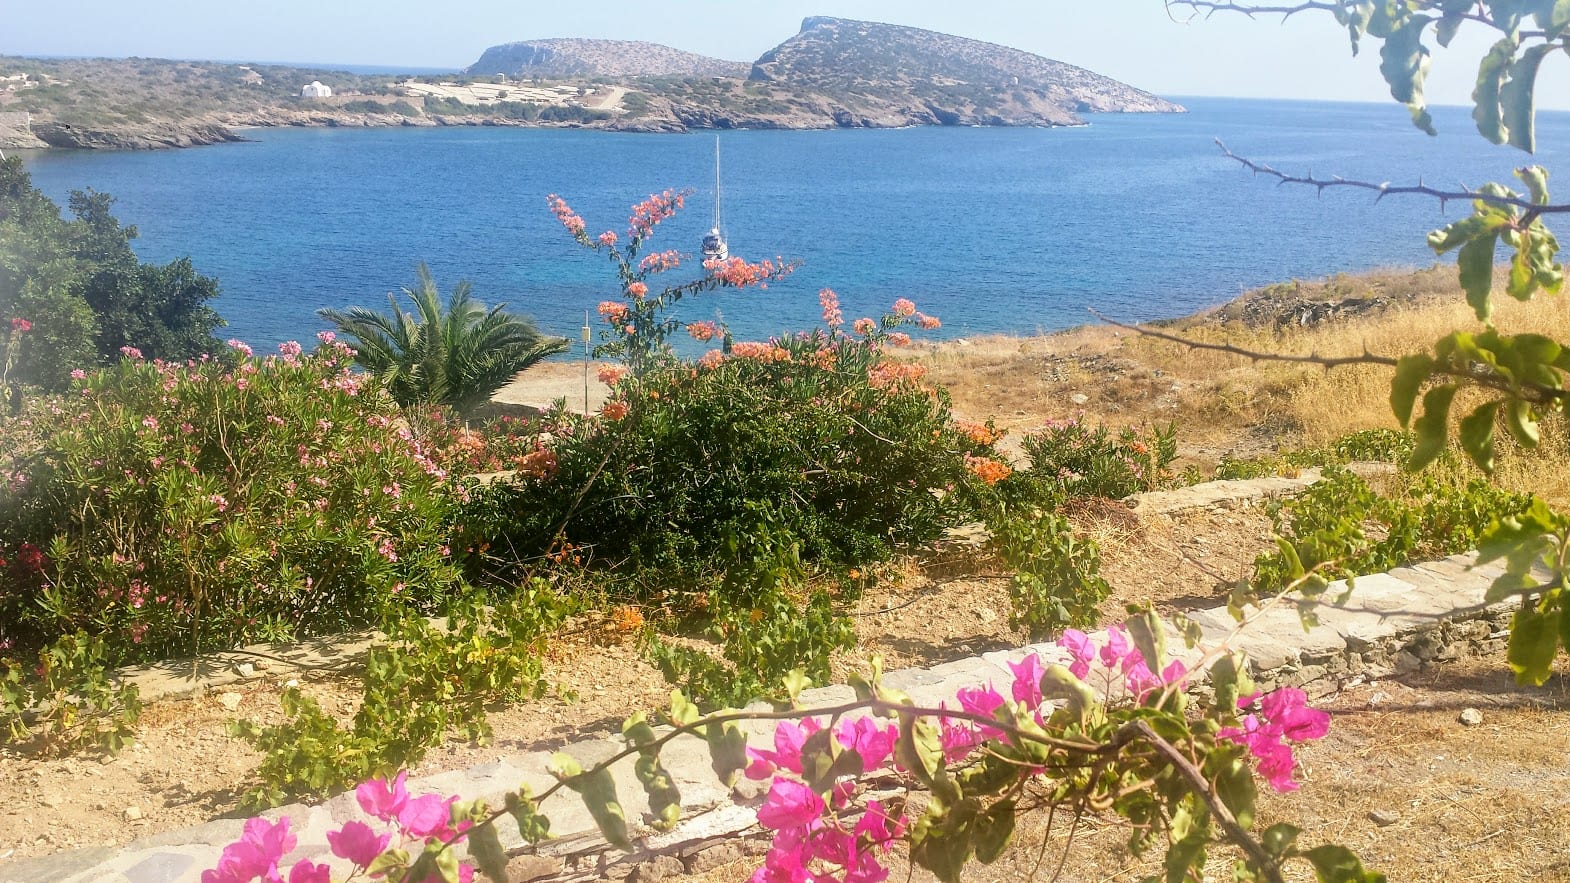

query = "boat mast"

[{"left": 712, "top": 136, "right": 722, "bottom": 233}]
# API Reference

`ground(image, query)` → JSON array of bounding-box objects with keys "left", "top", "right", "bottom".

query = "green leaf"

[
  {"left": 557, "top": 760, "right": 630, "bottom": 850},
  {"left": 668, "top": 691, "right": 700, "bottom": 727},
  {"left": 1538, "top": 0, "right": 1570, "bottom": 38},
  {"left": 1210, "top": 651, "right": 1255, "bottom": 718},
  {"left": 1458, "top": 401, "right": 1501, "bottom": 473},
  {"left": 1504, "top": 44, "right": 1556, "bottom": 153},
  {"left": 466, "top": 823, "right": 511, "bottom": 883},
  {"left": 1508, "top": 603, "right": 1561, "bottom": 686},
  {"left": 1302, "top": 844, "right": 1388, "bottom": 882},
  {"left": 1126, "top": 608, "right": 1168, "bottom": 678},
  {"left": 1261, "top": 822, "right": 1301, "bottom": 858},
  {"left": 1457, "top": 231, "right": 1500, "bottom": 321},
  {"left": 973, "top": 799, "right": 1016, "bottom": 864},
  {"left": 366, "top": 848, "right": 410, "bottom": 879},
  {"left": 704, "top": 720, "right": 749, "bottom": 787},
  {"left": 895, "top": 713, "right": 945, "bottom": 786},
  {"left": 1400, "top": 353, "right": 1438, "bottom": 430},
  {"left": 634, "top": 752, "right": 683, "bottom": 831},
  {"left": 1379, "top": 13, "right": 1437, "bottom": 134},
  {"left": 1407, "top": 385, "right": 1458, "bottom": 471},
  {"left": 505, "top": 788, "right": 551, "bottom": 844},
  {"left": 1472, "top": 37, "right": 1517, "bottom": 145},
  {"left": 782, "top": 669, "right": 811, "bottom": 704},
  {"left": 1212, "top": 751, "right": 1257, "bottom": 832},
  {"left": 1517, "top": 166, "right": 1552, "bottom": 206}
]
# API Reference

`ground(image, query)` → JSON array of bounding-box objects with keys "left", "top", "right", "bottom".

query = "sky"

[{"left": 5, "top": 1, "right": 1570, "bottom": 109}]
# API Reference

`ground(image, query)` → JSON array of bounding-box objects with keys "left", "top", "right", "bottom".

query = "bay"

[{"left": 20, "top": 97, "right": 1570, "bottom": 350}]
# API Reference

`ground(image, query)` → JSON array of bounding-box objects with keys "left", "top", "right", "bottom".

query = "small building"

[{"left": 301, "top": 81, "right": 333, "bottom": 99}]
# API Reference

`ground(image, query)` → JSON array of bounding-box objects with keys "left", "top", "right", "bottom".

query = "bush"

[
  {"left": 1251, "top": 464, "right": 1533, "bottom": 595},
  {"left": 468, "top": 330, "right": 995, "bottom": 580},
  {"left": 0, "top": 337, "right": 464, "bottom": 663},
  {"left": 1017, "top": 418, "right": 1177, "bottom": 500}
]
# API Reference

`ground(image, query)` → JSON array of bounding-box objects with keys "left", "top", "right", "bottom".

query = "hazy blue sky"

[{"left": 5, "top": 2, "right": 1570, "bottom": 108}]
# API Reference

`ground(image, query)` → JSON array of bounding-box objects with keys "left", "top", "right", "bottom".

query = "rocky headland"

[{"left": 0, "top": 17, "right": 1183, "bottom": 150}]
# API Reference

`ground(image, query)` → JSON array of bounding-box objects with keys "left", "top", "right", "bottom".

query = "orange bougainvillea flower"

[{"left": 964, "top": 454, "right": 1013, "bottom": 485}]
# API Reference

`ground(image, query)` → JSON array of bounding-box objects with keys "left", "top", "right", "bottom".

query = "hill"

[
  {"left": 752, "top": 17, "right": 1181, "bottom": 118},
  {"left": 465, "top": 38, "right": 748, "bottom": 80}
]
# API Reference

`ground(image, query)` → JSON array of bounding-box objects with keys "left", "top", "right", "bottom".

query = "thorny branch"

[
  {"left": 1165, "top": 0, "right": 1547, "bottom": 39},
  {"left": 1215, "top": 140, "right": 1570, "bottom": 221},
  {"left": 1088, "top": 310, "right": 1570, "bottom": 405}
]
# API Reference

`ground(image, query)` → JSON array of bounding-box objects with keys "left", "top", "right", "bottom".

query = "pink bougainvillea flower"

[
  {"left": 1261, "top": 687, "right": 1331, "bottom": 742},
  {"left": 356, "top": 770, "right": 409, "bottom": 821},
  {"left": 938, "top": 711, "right": 979, "bottom": 764},
  {"left": 287, "top": 860, "right": 331, "bottom": 883},
  {"left": 9, "top": 317, "right": 32, "bottom": 333},
  {"left": 202, "top": 817, "right": 296, "bottom": 883},
  {"left": 1008, "top": 653, "right": 1045, "bottom": 710},
  {"left": 326, "top": 820, "right": 390, "bottom": 868},
  {"left": 397, "top": 793, "right": 454, "bottom": 839},
  {"left": 955, "top": 685, "right": 1006, "bottom": 738},
  {"left": 1059, "top": 629, "right": 1094, "bottom": 679},
  {"left": 834, "top": 716, "right": 897, "bottom": 770},
  {"left": 747, "top": 718, "right": 822, "bottom": 779},
  {"left": 756, "top": 778, "right": 826, "bottom": 831}
]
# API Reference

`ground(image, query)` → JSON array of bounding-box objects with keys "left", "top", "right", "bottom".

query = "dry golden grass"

[{"left": 908, "top": 266, "right": 1570, "bottom": 505}]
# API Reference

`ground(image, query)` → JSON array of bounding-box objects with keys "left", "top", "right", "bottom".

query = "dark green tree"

[
  {"left": 0, "top": 158, "right": 225, "bottom": 389},
  {"left": 318, "top": 263, "right": 568, "bottom": 414}
]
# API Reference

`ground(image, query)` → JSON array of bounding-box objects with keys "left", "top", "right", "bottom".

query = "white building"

[{"left": 301, "top": 81, "right": 333, "bottom": 99}]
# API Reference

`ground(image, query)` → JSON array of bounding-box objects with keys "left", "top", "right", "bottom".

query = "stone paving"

[{"left": 1, "top": 545, "right": 1535, "bottom": 883}]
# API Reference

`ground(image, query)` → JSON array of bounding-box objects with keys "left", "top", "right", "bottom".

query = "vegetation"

[
  {"left": 318, "top": 263, "right": 567, "bottom": 414},
  {"left": 0, "top": 157, "right": 225, "bottom": 389}
]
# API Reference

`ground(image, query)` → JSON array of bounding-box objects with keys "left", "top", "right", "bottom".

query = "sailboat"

[{"left": 701, "top": 137, "right": 729, "bottom": 264}]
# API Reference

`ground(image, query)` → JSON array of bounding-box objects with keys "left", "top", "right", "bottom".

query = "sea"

[{"left": 19, "top": 97, "right": 1570, "bottom": 350}]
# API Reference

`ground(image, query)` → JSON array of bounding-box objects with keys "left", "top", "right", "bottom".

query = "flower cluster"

[
  {"left": 704, "top": 256, "right": 785, "bottom": 288},
  {"left": 204, "top": 772, "right": 477, "bottom": 883},
  {"left": 963, "top": 453, "right": 1013, "bottom": 485},
  {"left": 819, "top": 289, "right": 844, "bottom": 329},
  {"left": 1059, "top": 625, "right": 1189, "bottom": 702},
  {"left": 546, "top": 194, "right": 586, "bottom": 236},
  {"left": 9, "top": 317, "right": 31, "bottom": 333},
  {"left": 1219, "top": 687, "right": 1331, "bottom": 792},
  {"left": 627, "top": 189, "right": 685, "bottom": 239},
  {"left": 747, "top": 717, "right": 904, "bottom": 883}
]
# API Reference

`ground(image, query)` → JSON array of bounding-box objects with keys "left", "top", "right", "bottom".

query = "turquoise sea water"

[{"left": 21, "top": 97, "right": 1570, "bottom": 349}]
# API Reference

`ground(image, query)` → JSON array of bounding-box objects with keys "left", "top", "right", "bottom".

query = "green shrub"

[
  {"left": 990, "top": 507, "right": 1111, "bottom": 641},
  {"left": 0, "top": 337, "right": 464, "bottom": 663},
  {"left": 1, "top": 632, "right": 140, "bottom": 756},
  {"left": 1251, "top": 465, "right": 1533, "bottom": 594},
  {"left": 1018, "top": 418, "right": 1177, "bottom": 499},
  {"left": 468, "top": 331, "right": 992, "bottom": 580}
]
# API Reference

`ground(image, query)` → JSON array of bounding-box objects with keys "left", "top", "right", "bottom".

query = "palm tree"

[{"left": 318, "top": 264, "right": 568, "bottom": 413}]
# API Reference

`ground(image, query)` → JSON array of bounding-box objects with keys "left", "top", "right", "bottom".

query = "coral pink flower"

[
  {"left": 626, "top": 281, "right": 648, "bottom": 299},
  {"left": 698, "top": 349, "right": 725, "bottom": 370},
  {"left": 9, "top": 318, "right": 31, "bottom": 333},
  {"left": 597, "top": 301, "right": 630, "bottom": 323},
  {"left": 891, "top": 298, "right": 917, "bottom": 317},
  {"left": 598, "top": 230, "right": 618, "bottom": 246},
  {"left": 687, "top": 320, "right": 719, "bottom": 342},
  {"left": 597, "top": 365, "right": 628, "bottom": 385},
  {"left": 853, "top": 318, "right": 875, "bottom": 336},
  {"left": 818, "top": 289, "right": 843, "bottom": 329}
]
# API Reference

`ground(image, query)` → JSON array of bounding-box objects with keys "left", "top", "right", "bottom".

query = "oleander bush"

[
  {"left": 0, "top": 336, "right": 465, "bottom": 664},
  {"left": 1016, "top": 417, "right": 1177, "bottom": 500}
]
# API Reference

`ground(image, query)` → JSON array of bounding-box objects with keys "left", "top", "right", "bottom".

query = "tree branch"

[
  {"left": 1088, "top": 310, "right": 1569, "bottom": 405},
  {"left": 1215, "top": 140, "right": 1569, "bottom": 218}
]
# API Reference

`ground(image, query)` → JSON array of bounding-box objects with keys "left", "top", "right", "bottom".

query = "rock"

[
  {"left": 1459, "top": 707, "right": 1484, "bottom": 727},
  {"left": 1368, "top": 809, "right": 1401, "bottom": 827},
  {"left": 235, "top": 662, "right": 256, "bottom": 678},
  {"left": 124, "top": 806, "right": 144, "bottom": 821},
  {"left": 684, "top": 842, "right": 745, "bottom": 874},
  {"left": 218, "top": 692, "right": 244, "bottom": 711},
  {"left": 626, "top": 855, "right": 685, "bottom": 882},
  {"left": 1070, "top": 393, "right": 1090, "bottom": 406},
  {"left": 37, "top": 793, "right": 61, "bottom": 809},
  {"left": 505, "top": 855, "right": 563, "bottom": 881}
]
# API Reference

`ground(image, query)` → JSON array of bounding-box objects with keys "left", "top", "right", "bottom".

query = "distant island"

[{"left": 0, "top": 16, "right": 1183, "bottom": 151}]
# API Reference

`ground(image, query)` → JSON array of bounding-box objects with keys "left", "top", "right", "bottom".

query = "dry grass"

[{"left": 908, "top": 266, "right": 1570, "bottom": 505}]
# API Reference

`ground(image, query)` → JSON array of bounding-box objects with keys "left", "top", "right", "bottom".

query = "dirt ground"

[{"left": 3, "top": 271, "right": 1568, "bottom": 880}]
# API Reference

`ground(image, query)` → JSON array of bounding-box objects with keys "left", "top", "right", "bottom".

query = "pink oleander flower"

[
  {"left": 316, "top": 331, "right": 336, "bottom": 344},
  {"left": 9, "top": 317, "right": 31, "bottom": 333},
  {"left": 120, "top": 345, "right": 143, "bottom": 360},
  {"left": 891, "top": 298, "right": 917, "bottom": 317},
  {"left": 69, "top": 368, "right": 87, "bottom": 380},
  {"left": 278, "top": 341, "right": 303, "bottom": 358},
  {"left": 756, "top": 778, "right": 825, "bottom": 831},
  {"left": 226, "top": 339, "right": 254, "bottom": 358},
  {"left": 853, "top": 318, "right": 875, "bottom": 336}
]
